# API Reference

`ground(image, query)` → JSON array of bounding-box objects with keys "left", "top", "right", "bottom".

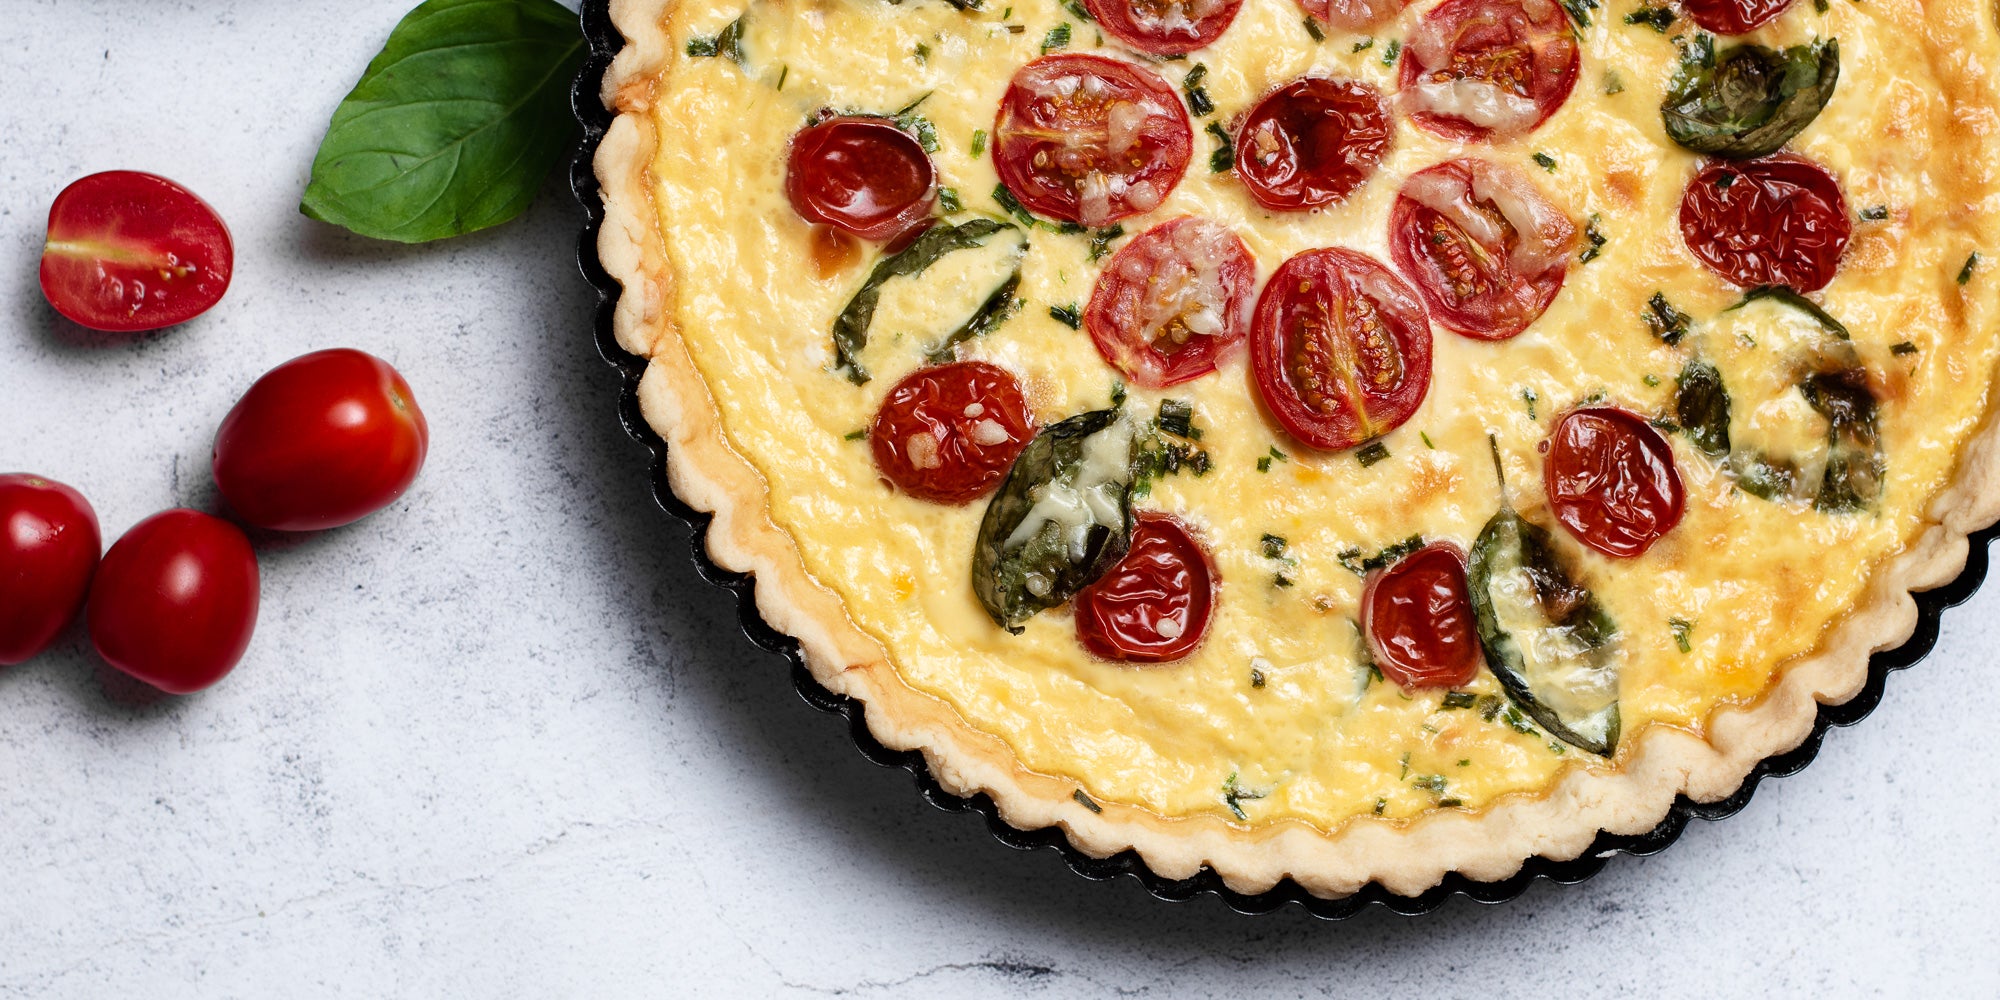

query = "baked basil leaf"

[
  {"left": 1728, "top": 285, "right": 1850, "bottom": 340},
  {"left": 832, "top": 219, "right": 1016, "bottom": 384},
  {"left": 924, "top": 267, "right": 1023, "bottom": 365},
  {"left": 1662, "top": 38, "right": 1839, "bottom": 160},
  {"left": 1800, "top": 367, "right": 1884, "bottom": 511},
  {"left": 1675, "top": 359, "right": 1732, "bottom": 458},
  {"left": 301, "top": 0, "right": 586, "bottom": 243},
  {"left": 973, "top": 411, "right": 1136, "bottom": 633}
]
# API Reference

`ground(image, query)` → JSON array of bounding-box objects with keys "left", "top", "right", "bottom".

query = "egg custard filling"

[{"left": 595, "top": 0, "right": 2000, "bottom": 894}]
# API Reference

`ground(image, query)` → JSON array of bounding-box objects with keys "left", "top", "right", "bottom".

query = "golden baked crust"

[{"left": 594, "top": 0, "right": 2000, "bottom": 896}]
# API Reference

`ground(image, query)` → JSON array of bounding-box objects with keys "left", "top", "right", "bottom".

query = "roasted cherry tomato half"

[
  {"left": 0, "top": 475, "right": 101, "bottom": 666},
  {"left": 1544, "top": 407, "right": 1686, "bottom": 559},
  {"left": 1075, "top": 512, "right": 1216, "bottom": 663},
  {"left": 786, "top": 115, "right": 938, "bottom": 242},
  {"left": 1389, "top": 158, "right": 1576, "bottom": 341},
  {"left": 1679, "top": 156, "right": 1850, "bottom": 292},
  {"left": 1084, "top": 217, "right": 1256, "bottom": 388},
  {"left": 1251, "top": 248, "right": 1433, "bottom": 452},
  {"left": 212, "top": 349, "right": 430, "bottom": 532},
  {"left": 1397, "top": 0, "right": 1580, "bottom": 143},
  {"left": 1084, "top": 0, "right": 1245, "bottom": 55},
  {"left": 871, "top": 361, "right": 1036, "bottom": 504},
  {"left": 992, "top": 54, "right": 1194, "bottom": 227},
  {"left": 1298, "top": 0, "right": 1406, "bottom": 29},
  {"left": 87, "top": 510, "right": 259, "bottom": 695},
  {"left": 1233, "top": 78, "right": 1392, "bottom": 212},
  {"left": 39, "top": 171, "right": 233, "bottom": 333},
  {"left": 1679, "top": 0, "right": 1795, "bottom": 34},
  {"left": 1362, "top": 541, "right": 1481, "bottom": 689}
]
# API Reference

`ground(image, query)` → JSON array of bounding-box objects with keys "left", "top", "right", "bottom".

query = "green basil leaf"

[
  {"left": 923, "top": 268, "right": 1022, "bottom": 365},
  {"left": 1675, "top": 359, "right": 1732, "bottom": 458},
  {"left": 1800, "top": 367, "right": 1884, "bottom": 511},
  {"left": 301, "top": 0, "right": 586, "bottom": 243},
  {"left": 973, "top": 411, "right": 1136, "bottom": 633},
  {"left": 831, "top": 219, "right": 1017, "bottom": 384},
  {"left": 1662, "top": 39, "right": 1839, "bottom": 160},
  {"left": 1728, "top": 285, "right": 1850, "bottom": 340}
]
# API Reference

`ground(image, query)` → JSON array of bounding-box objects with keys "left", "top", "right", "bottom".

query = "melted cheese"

[{"left": 643, "top": 0, "right": 2000, "bottom": 826}]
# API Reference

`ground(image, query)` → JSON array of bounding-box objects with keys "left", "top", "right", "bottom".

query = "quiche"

[{"left": 593, "top": 0, "right": 2000, "bottom": 896}]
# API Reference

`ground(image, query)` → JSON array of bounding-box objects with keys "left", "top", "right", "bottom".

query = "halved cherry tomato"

[
  {"left": 1084, "top": 217, "right": 1255, "bottom": 387},
  {"left": 1397, "top": 0, "right": 1579, "bottom": 143},
  {"left": 787, "top": 115, "right": 938, "bottom": 242},
  {"left": 1250, "top": 248, "right": 1433, "bottom": 452},
  {"left": 0, "top": 475, "right": 101, "bottom": 666},
  {"left": 1233, "top": 78, "right": 1392, "bottom": 212},
  {"left": 1084, "top": 0, "right": 1244, "bottom": 56},
  {"left": 1362, "top": 541, "right": 1480, "bottom": 689},
  {"left": 212, "top": 349, "right": 429, "bottom": 532},
  {"left": 39, "top": 171, "right": 233, "bottom": 333},
  {"left": 992, "top": 54, "right": 1194, "bottom": 227},
  {"left": 1298, "top": 0, "right": 1406, "bottom": 30},
  {"left": 1679, "top": 156, "right": 1850, "bottom": 292},
  {"left": 1680, "top": 0, "right": 1794, "bottom": 34},
  {"left": 871, "top": 361, "right": 1036, "bottom": 504},
  {"left": 87, "top": 510, "right": 259, "bottom": 695},
  {"left": 1544, "top": 407, "right": 1685, "bottom": 559},
  {"left": 1075, "top": 512, "right": 1215, "bottom": 663},
  {"left": 1388, "top": 158, "right": 1575, "bottom": 341}
]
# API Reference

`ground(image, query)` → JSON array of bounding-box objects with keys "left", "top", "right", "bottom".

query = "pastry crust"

[{"left": 593, "top": 0, "right": 2000, "bottom": 896}]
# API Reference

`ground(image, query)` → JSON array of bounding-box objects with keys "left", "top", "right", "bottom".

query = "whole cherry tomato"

[
  {"left": 1544, "top": 407, "right": 1686, "bottom": 559},
  {"left": 87, "top": 510, "right": 259, "bottom": 694},
  {"left": 1679, "top": 156, "right": 1850, "bottom": 292},
  {"left": 992, "top": 54, "right": 1193, "bottom": 226},
  {"left": 1680, "top": 0, "right": 1795, "bottom": 34},
  {"left": 786, "top": 116, "right": 937, "bottom": 242},
  {"left": 1389, "top": 158, "right": 1576, "bottom": 340},
  {"left": 0, "top": 475, "right": 101, "bottom": 665},
  {"left": 39, "top": 171, "right": 233, "bottom": 333},
  {"left": 1234, "top": 78, "right": 1392, "bottom": 212},
  {"left": 1362, "top": 541, "right": 1480, "bottom": 689},
  {"left": 1083, "top": 0, "right": 1244, "bottom": 56},
  {"left": 1075, "top": 513, "right": 1216, "bottom": 663},
  {"left": 212, "top": 349, "right": 429, "bottom": 531},
  {"left": 1397, "top": 0, "right": 1579, "bottom": 143},
  {"left": 871, "top": 361, "right": 1036, "bottom": 504},
  {"left": 1083, "top": 216, "right": 1256, "bottom": 388}
]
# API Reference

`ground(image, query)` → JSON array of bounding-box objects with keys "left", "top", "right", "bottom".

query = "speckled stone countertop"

[{"left": 2, "top": 2, "right": 1996, "bottom": 996}]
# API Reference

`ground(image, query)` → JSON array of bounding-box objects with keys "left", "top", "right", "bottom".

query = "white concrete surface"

[{"left": 2, "top": 2, "right": 1996, "bottom": 996}]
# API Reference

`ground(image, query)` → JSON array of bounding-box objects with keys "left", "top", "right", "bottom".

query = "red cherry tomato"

[
  {"left": 1388, "top": 158, "right": 1576, "bottom": 341},
  {"left": 0, "top": 475, "right": 101, "bottom": 666},
  {"left": 1298, "top": 0, "right": 1406, "bottom": 30},
  {"left": 1084, "top": 217, "right": 1256, "bottom": 388},
  {"left": 787, "top": 116, "right": 938, "bottom": 242},
  {"left": 1679, "top": 157, "right": 1850, "bottom": 293},
  {"left": 1084, "top": 0, "right": 1244, "bottom": 55},
  {"left": 1362, "top": 541, "right": 1480, "bottom": 689},
  {"left": 870, "top": 361, "right": 1036, "bottom": 504},
  {"left": 39, "top": 171, "right": 233, "bottom": 333},
  {"left": 1250, "top": 248, "right": 1433, "bottom": 452},
  {"left": 1679, "top": 0, "right": 1794, "bottom": 34},
  {"left": 1075, "top": 513, "right": 1216, "bottom": 663},
  {"left": 1397, "top": 0, "right": 1579, "bottom": 143},
  {"left": 212, "top": 349, "right": 430, "bottom": 532},
  {"left": 1233, "top": 78, "right": 1392, "bottom": 213},
  {"left": 1544, "top": 407, "right": 1685, "bottom": 559},
  {"left": 992, "top": 54, "right": 1194, "bottom": 227},
  {"left": 87, "top": 510, "right": 259, "bottom": 694}
]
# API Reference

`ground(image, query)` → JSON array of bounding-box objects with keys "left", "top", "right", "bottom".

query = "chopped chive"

[
  {"left": 1960, "top": 252, "right": 1982, "bottom": 285},
  {"left": 1442, "top": 691, "right": 1478, "bottom": 710},
  {"left": 1356, "top": 440, "right": 1391, "bottom": 467},
  {"left": 1259, "top": 533, "right": 1287, "bottom": 559},
  {"left": 1643, "top": 373, "right": 1661, "bottom": 387},
  {"left": 775, "top": 64, "right": 788, "bottom": 90},
  {"left": 1381, "top": 38, "right": 1401, "bottom": 66},
  {"left": 970, "top": 129, "right": 987, "bottom": 156},
  {"left": 1891, "top": 341, "right": 1919, "bottom": 356},
  {"left": 1670, "top": 617, "right": 1694, "bottom": 653},
  {"left": 1533, "top": 152, "right": 1558, "bottom": 172},
  {"left": 1580, "top": 213, "right": 1608, "bottom": 263},
  {"left": 1049, "top": 304, "right": 1082, "bottom": 328},
  {"left": 1861, "top": 205, "right": 1889, "bottom": 221},
  {"left": 1072, "top": 789, "right": 1102, "bottom": 813},
  {"left": 843, "top": 428, "right": 867, "bottom": 441},
  {"left": 1352, "top": 36, "right": 1375, "bottom": 52},
  {"left": 1205, "top": 121, "right": 1234, "bottom": 173},
  {"left": 937, "top": 186, "right": 961, "bottom": 214},
  {"left": 1041, "top": 22, "right": 1071, "bottom": 53},
  {"left": 1302, "top": 16, "right": 1325, "bottom": 42},
  {"left": 1623, "top": 6, "right": 1675, "bottom": 30},
  {"left": 1159, "top": 398, "right": 1199, "bottom": 439},
  {"left": 1420, "top": 431, "right": 1435, "bottom": 449}
]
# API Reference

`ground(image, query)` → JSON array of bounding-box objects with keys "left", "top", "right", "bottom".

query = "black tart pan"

[{"left": 567, "top": 0, "right": 1998, "bottom": 917}]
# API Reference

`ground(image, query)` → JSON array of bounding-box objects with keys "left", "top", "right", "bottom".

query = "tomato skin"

[
  {"left": 0, "top": 475, "right": 102, "bottom": 666},
  {"left": 1544, "top": 407, "right": 1686, "bottom": 559},
  {"left": 1397, "top": 0, "right": 1579, "bottom": 143},
  {"left": 212, "top": 349, "right": 429, "bottom": 532},
  {"left": 1680, "top": 0, "right": 1794, "bottom": 34},
  {"left": 871, "top": 362, "right": 1037, "bottom": 504},
  {"left": 1084, "top": 0, "right": 1244, "bottom": 55},
  {"left": 786, "top": 116, "right": 938, "bottom": 242},
  {"left": 1298, "top": 0, "right": 1405, "bottom": 30},
  {"left": 992, "top": 54, "right": 1194, "bottom": 227},
  {"left": 1250, "top": 248, "right": 1433, "bottom": 452},
  {"left": 1388, "top": 158, "right": 1575, "bottom": 341},
  {"left": 1075, "top": 513, "right": 1216, "bottom": 663},
  {"left": 1084, "top": 217, "right": 1256, "bottom": 388},
  {"left": 39, "top": 171, "right": 234, "bottom": 334},
  {"left": 1362, "top": 541, "right": 1480, "bottom": 689},
  {"left": 1233, "top": 78, "right": 1392, "bottom": 212},
  {"left": 87, "top": 510, "right": 259, "bottom": 695},
  {"left": 1679, "top": 156, "right": 1850, "bottom": 292}
]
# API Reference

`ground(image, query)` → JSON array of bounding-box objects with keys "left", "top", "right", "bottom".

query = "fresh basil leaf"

[
  {"left": 1675, "top": 359, "right": 1731, "bottom": 458},
  {"left": 923, "top": 268, "right": 1021, "bottom": 364},
  {"left": 1800, "top": 367, "right": 1884, "bottom": 511},
  {"left": 301, "top": 0, "right": 586, "bottom": 243},
  {"left": 1729, "top": 285, "right": 1850, "bottom": 340},
  {"left": 1661, "top": 39, "right": 1839, "bottom": 160},
  {"left": 973, "top": 411, "right": 1137, "bottom": 633},
  {"left": 831, "top": 219, "right": 1017, "bottom": 384}
]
